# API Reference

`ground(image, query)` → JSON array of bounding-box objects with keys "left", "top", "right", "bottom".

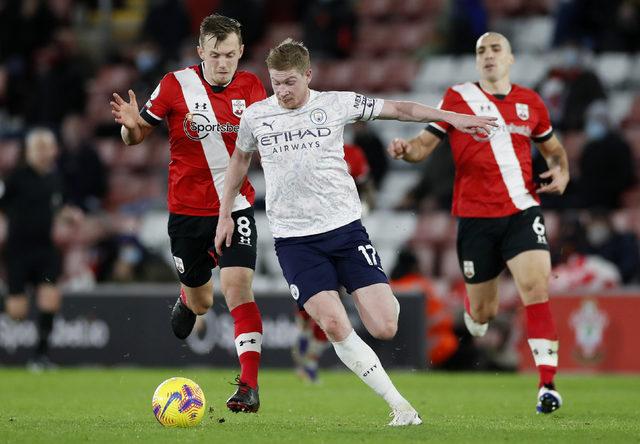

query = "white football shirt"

[{"left": 236, "top": 90, "right": 384, "bottom": 238}]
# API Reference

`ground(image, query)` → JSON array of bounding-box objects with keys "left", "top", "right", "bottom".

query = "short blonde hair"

[{"left": 266, "top": 38, "right": 310, "bottom": 74}]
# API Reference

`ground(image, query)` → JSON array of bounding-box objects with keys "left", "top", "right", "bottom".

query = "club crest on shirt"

[
  {"left": 232, "top": 99, "right": 246, "bottom": 117},
  {"left": 516, "top": 103, "right": 529, "bottom": 120},
  {"left": 310, "top": 108, "right": 327, "bottom": 125}
]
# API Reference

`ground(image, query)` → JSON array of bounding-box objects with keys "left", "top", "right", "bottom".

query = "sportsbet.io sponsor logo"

[
  {"left": 0, "top": 313, "right": 109, "bottom": 353},
  {"left": 186, "top": 310, "right": 297, "bottom": 355},
  {"left": 183, "top": 113, "right": 239, "bottom": 141},
  {"left": 471, "top": 122, "right": 532, "bottom": 142}
]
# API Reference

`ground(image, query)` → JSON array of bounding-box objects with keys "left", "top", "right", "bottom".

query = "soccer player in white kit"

[{"left": 215, "top": 39, "right": 496, "bottom": 426}]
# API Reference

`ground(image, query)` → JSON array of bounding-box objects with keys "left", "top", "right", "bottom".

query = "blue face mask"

[
  {"left": 585, "top": 121, "right": 607, "bottom": 141},
  {"left": 136, "top": 51, "right": 158, "bottom": 74},
  {"left": 562, "top": 48, "right": 580, "bottom": 69}
]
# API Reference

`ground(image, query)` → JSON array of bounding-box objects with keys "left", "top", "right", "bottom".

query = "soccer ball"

[{"left": 152, "top": 377, "right": 206, "bottom": 427}]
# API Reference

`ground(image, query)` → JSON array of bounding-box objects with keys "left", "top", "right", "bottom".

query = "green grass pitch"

[{"left": 0, "top": 369, "right": 638, "bottom": 443}]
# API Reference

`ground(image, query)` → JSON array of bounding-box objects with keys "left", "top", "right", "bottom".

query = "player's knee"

[
  {"left": 191, "top": 298, "right": 212, "bottom": 315},
  {"left": 518, "top": 279, "right": 548, "bottom": 304},
  {"left": 469, "top": 302, "right": 497, "bottom": 324},
  {"left": 319, "top": 315, "right": 349, "bottom": 340},
  {"left": 187, "top": 292, "right": 213, "bottom": 314},
  {"left": 220, "top": 283, "right": 253, "bottom": 309},
  {"left": 370, "top": 320, "right": 397, "bottom": 340}
]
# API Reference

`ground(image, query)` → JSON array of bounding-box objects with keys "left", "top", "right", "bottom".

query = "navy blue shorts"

[{"left": 274, "top": 220, "right": 389, "bottom": 309}]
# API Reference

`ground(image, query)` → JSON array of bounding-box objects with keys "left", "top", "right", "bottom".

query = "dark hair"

[
  {"left": 199, "top": 14, "right": 242, "bottom": 47},
  {"left": 266, "top": 38, "right": 310, "bottom": 73}
]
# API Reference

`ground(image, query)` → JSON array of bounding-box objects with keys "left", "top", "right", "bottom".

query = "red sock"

[
  {"left": 525, "top": 301, "right": 558, "bottom": 388},
  {"left": 231, "top": 302, "right": 262, "bottom": 389},
  {"left": 180, "top": 288, "right": 188, "bottom": 305},
  {"left": 463, "top": 293, "right": 471, "bottom": 315},
  {"left": 311, "top": 320, "right": 328, "bottom": 342}
]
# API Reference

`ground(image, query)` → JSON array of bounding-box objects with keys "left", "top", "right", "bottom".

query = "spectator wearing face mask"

[{"left": 577, "top": 101, "right": 637, "bottom": 209}]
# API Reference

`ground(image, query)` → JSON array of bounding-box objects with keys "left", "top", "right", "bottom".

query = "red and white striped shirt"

[
  {"left": 428, "top": 82, "right": 553, "bottom": 218},
  {"left": 141, "top": 64, "right": 266, "bottom": 216}
]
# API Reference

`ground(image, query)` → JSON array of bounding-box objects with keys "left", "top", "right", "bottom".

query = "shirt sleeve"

[
  {"left": 531, "top": 92, "right": 554, "bottom": 143},
  {"left": 140, "top": 73, "right": 177, "bottom": 126},
  {"left": 236, "top": 109, "right": 258, "bottom": 153},
  {"left": 425, "top": 88, "right": 456, "bottom": 137},
  {"left": 340, "top": 92, "right": 385, "bottom": 124}
]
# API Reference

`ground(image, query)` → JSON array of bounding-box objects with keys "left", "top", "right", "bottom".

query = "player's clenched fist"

[{"left": 388, "top": 138, "right": 411, "bottom": 160}]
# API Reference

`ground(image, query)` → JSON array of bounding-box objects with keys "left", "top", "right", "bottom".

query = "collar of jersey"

[
  {"left": 475, "top": 81, "right": 512, "bottom": 100},
  {"left": 198, "top": 62, "right": 233, "bottom": 93}
]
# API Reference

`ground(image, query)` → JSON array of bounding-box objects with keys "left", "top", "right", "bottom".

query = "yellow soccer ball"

[{"left": 152, "top": 377, "right": 206, "bottom": 427}]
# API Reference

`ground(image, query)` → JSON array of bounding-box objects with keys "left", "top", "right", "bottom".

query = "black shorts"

[
  {"left": 5, "top": 244, "right": 61, "bottom": 295},
  {"left": 168, "top": 207, "right": 257, "bottom": 288},
  {"left": 456, "top": 206, "right": 550, "bottom": 284}
]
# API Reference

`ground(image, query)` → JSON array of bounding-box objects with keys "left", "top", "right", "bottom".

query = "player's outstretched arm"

[
  {"left": 387, "top": 130, "right": 442, "bottom": 163},
  {"left": 379, "top": 100, "right": 497, "bottom": 135},
  {"left": 535, "top": 134, "right": 570, "bottom": 195},
  {"left": 214, "top": 149, "right": 253, "bottom": 255},
  {"left": 110, "top": 89, "right": 153, "bottom": 145}
]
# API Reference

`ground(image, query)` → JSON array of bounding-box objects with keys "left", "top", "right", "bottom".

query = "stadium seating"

[{"left": 3, "top": 1, "right": 639, "bottom": 294}]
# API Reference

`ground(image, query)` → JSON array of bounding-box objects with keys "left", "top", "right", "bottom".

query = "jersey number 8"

[{"left": 237, "top": 216, "right": 252, "bottom": 237}]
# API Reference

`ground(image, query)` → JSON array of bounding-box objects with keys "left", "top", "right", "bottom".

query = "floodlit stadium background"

[{"left": 0, "top": 0, "right": 639, "bottom": 372}]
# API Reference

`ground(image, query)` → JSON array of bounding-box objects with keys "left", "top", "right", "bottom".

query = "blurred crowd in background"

[{"left": 1, "top": 0, "right": 639, "bottom": 368}]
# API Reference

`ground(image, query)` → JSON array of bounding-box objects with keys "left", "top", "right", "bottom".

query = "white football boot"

[{"left": 388, "top": 405, "right": 423, "bottom": 426}]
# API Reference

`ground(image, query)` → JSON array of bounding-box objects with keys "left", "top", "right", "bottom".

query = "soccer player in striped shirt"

[
  {"left": 389, "top": 32, "right": 570, "bottom": 414},
  {"left": 110, "top": 14, "right": 265, "bottom": 413}
]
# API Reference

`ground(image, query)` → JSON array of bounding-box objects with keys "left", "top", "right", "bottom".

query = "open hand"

[
  {"left": 214, "top": 215, "right": 235, "bottom": 256},
  {"left": 447, "top": 112, "right": 498, "bottom": 135},
  {"left": 110, "top": 89, "right": 140, "bottom": 129}
]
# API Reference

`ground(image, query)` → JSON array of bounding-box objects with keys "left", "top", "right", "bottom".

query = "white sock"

[
  {"left": 527, "top": 338, "right": 559, "bottom": 367},
  {"left": 332, "top": 330, "right": 410, "bottom": 410}
]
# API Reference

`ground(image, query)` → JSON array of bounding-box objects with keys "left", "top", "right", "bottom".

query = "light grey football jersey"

[{"left": 236, "top": 90, "right": 384, "bottom": 238}]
